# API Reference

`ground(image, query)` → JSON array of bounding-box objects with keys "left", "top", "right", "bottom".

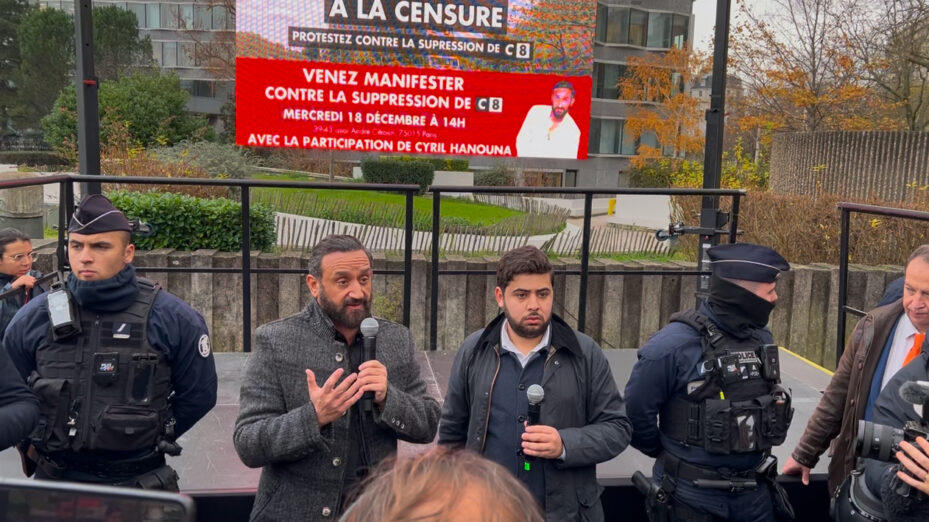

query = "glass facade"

[
  {"left": 595, "top": 6, "right": 689, "bottom": 49},
  {"left": 39, "top": 1, "right": 235, "bottom": 31},
  {"left": 593, "top": 62, "right": 627, "bottom": 100},
  {"left": 589, "top": 118, "right": 659, "bottom": 156}
]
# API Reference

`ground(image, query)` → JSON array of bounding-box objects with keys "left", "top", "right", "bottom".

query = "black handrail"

[
  {"left": 0, "top": 174, "right": 744, "bottom": 353},
  {"left": 835, "top": 202, "right": 929, "bottom": 364},
  {"left": 426, "top": 186, "right": 746, "bottom": 350}
]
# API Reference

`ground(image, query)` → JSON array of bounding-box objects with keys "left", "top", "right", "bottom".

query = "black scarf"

[
  {"left": 67, "top": 265, "right": 139, "bottom": 312},
  {"left": 706, "top": 274, "right": 775, "bottom": 337}
]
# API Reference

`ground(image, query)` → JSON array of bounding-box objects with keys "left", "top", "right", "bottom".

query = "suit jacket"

[
  {"left": 233, "top": 299, "right": 440, "bottom": 521},
  {"left": 791, "top": 299, "right": 903, "bottom": 495}
]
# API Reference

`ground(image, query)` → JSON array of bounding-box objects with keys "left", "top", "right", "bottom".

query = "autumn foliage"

[{"left": 617, "top": 47, "right": 711, "bottom": 168}]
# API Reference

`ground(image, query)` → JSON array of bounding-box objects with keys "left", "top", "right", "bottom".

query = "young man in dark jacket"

[{"left": 438, "top": 245, "right": 632, "bottom": 522}]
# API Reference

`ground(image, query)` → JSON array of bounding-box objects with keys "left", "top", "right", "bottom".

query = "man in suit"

[
  {"left": 783, "top": 244, "right": 929, "bottom": 495},
  {"left": 234, "top": 234, "right": 440, "bottom": 521}
]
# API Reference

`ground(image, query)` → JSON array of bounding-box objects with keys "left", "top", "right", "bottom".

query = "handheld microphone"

[
  {"left": 360, "top": 317, "right": 379, "bottom": 414},
  {"left": 526, "top": 384, "right": 544, "bottom": 426}
]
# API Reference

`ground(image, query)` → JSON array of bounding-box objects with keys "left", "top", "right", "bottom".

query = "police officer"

[
  {"left": 4, "top": 194, "right": 217, "bottom": 491},
  {"left": 624, "top": 243, "right": 795, "bottom": 522}
]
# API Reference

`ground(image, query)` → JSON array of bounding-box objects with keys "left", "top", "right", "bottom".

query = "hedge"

[
  {"left": 107, "top": 190, "right": 276, "bottom": 252},
  {"left": 381, "top": 155, "right": 468, "bottom": 172},
  {"left": 0, "top": 151, "right": 70, "bottom": 167},
  {"left": 361, "top": 158, "right": 434, "bottom": 194}
]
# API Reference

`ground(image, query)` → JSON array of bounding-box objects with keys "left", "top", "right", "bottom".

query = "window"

[
  {"left": 162, "top": 41, "right": 177, "bottom": 67},
  {"left": 672, "top": 14, "right": 689, "bottom": 48},
  {"left": 178, "top": 42, "right": 197, "bottom": 66},
  {"left": 127, "top": 3, "right": 145, "bottom": 27},
  {"left": 180, "top": 79, "right": 194, "bottom": 95},
  {"left": 596, "top": 6, "right": 629, "bottom": 44},
  {"left": 212, "top": 6, "right": 227, "bottom": 30},
  {"left": 647, "top": 12, "right": 672, "bottom": 48},
  {"left": 179, "top": 4, "right": 194, "bottom": 29},
  {"left": 194, "top": 5, "right": 212, "bottom": 29},
  {"left": 593, "top": 62, "right": 626, "bottom": 100},
  {"left": 590, "top": 118, "right": 622, "bottom": 154},
  {"left": 145, "top": 2, "right": 160, "bottom": 28},
  {"left": 161, "top": 4, "right": 178, "bottom": 29},
  {"left": 628, "top": 9, "right": 647, "bottom": 46},
  {"left": 193, "top": 80, "right": 215, "bottom": 97}
]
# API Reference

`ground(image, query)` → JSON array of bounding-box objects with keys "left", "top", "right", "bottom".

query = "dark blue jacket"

[
  {"left": 624, "top": 303, "right": 773, "bottom": 469},
  {"left": 0, "top": 342, "right": 38, "bottom": 450},
  {"left": 3, "top": 279, "right": 217, "bottom": 437},
  {"left": 864, "top": 344, "right": 929, "bottom": 520},
  {"left": 438, "top": 313, "right": 631, "bottom": 522}
]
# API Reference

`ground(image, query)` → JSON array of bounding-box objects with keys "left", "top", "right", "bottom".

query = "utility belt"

[
  {"left": 38, "top": 451, "right": 166, "bottom": 477},
  {"left": 660, "top": 451, "right": 767, "bottom": 492}
]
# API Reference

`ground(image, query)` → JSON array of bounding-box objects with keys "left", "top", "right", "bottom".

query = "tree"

[
  {"left": 838, "top": 0, "right": 929, "bottom": 131},
  {"left": 617, "top": 47, "right": 710, "bottom": 167},
  {"left": 42, "top": 71, "right": 212, "bottom": 151},
  {"left": 730, "top": 0, "right": 898, "bottom": 135},
  {"left": 0, "top": 0, "right": 32, "bottom": 136},
  {"left": 93, "top": 5, "right": 153, "bottom": 82},
  {"left": 13, "top": 8, "right": 73, "bottom": 130}
]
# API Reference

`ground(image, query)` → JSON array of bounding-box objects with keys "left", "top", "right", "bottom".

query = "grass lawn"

[{"left": 251, "top": 172, "right": 564, "bottom": 234}]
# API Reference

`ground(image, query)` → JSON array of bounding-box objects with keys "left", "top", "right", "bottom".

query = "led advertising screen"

[{"left": 236, "top": 0, "right": 595, "bottom": 159}]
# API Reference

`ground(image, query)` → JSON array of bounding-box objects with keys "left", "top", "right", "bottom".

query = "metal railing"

[
  {"left": 835, "top": 202, "right": 929, "bottom": 363},
  {"left": 0, "top": 174, "right": 746, "bottom": 351}
]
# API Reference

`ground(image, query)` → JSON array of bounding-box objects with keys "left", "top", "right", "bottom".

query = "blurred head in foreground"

[{"left": 341, "top": 446, "right": 544, "bottom": 522}]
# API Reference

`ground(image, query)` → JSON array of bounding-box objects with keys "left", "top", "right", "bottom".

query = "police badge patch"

[{"left": 198, "top": 334, "right": 211, "bottom": 358}]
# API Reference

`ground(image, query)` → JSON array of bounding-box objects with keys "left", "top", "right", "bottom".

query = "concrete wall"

[
  {"left": 32, "top": 247, "right": 901, "bottom": 369},
  {"left": 770, "top": 131, "right": 929, "bottom": 201}
]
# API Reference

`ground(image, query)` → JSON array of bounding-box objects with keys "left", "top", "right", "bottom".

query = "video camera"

[{"left": 855, "top": 380, "right": 929, "bottom": 463}]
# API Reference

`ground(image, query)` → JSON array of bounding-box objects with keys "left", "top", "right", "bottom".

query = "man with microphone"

[
  {"left": 234, "top": 234, "right": 440, "bottom": 521},
  {"left": 439, "top": 245, "right": 632, "bottom": 521}
]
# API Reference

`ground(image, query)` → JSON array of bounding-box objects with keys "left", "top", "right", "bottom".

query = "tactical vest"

[
  {"left": 29, "top": 278, "right": 176, "bottom": 457},
  {"left": 659, "top": 310, "right": 794, "bottom": 454}
]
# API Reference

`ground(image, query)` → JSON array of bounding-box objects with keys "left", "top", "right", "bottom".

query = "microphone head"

[
  {"left": 360, "top": 317, "right": 379, "bottom": 338},
  {"left": 899, "top": 380, "right": 929, "bottom": 405},
  {"left": 527, "top": 384, "right": 544, "bottom": 405}
]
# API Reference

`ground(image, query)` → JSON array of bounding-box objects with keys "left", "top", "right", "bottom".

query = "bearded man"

[
  {"left": 234, "top": 234, "right": 440, "bottom": 522},
  {"left": 438, "top": 245, "right": 631, "bottom": 522}
]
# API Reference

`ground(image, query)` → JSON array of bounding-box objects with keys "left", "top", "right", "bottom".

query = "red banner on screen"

[{"left": 236, "top": 57, "right": 590, "bottom": 159}]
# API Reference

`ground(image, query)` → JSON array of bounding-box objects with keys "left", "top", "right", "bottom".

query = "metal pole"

[
  {"left": 74, "top": 0, "right": 101, "bottom": 196},
  {"left": 729, "top": 193, "right": 741, "bottom": 244},
  {"left": 241, "top": 185, "right": 252, "bottom": 352},
  {"left": 402, "top": 190, "right": 414, "bottom": 327},
  {"left": 57, "top": 181, "right": 74, "bottom": 271},
  {"left": 836, "top": 208, "right": 850, "bottom": 364},
  {"left": 430, "top": 192, "right": 441, "bottom": 351},
  {"left": 697, "top": 0, "right": 732, "bottom": 306},
  {"left": 578, "top": 193, "right": 592, "bottom": 332}
]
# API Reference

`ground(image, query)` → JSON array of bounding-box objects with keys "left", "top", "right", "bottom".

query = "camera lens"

[{"left": 856, "top": 420, "right": 905, "bottom": 462}]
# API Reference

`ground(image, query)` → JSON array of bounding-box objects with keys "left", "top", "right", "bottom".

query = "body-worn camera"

[{"left": 855, "top": 419, "right": 929, "bottom": 462}]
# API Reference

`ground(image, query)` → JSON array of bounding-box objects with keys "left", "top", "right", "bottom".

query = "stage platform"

[{"left": 0, "top": 348, "right": 836, "bottom": 520}]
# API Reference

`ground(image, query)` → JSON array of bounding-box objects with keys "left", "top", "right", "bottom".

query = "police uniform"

[
  {"left": 3, "top": 195, "right": 217, "bottom": 490},
  {"left": 624, "top": 243, "right": 794, "bottom": 522}
]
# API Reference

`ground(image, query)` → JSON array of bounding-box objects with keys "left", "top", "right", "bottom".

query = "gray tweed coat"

[{"left": 233, "top": 299, "right": 440, "bottom": 521}]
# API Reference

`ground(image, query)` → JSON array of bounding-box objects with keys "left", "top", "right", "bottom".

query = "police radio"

[{"left": 46, "top": 280, "right": 81, "bottom": 340}]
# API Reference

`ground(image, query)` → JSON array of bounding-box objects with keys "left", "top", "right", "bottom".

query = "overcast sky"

[{"left": 691, "top": 0, "right": 776, "bottom": 51}]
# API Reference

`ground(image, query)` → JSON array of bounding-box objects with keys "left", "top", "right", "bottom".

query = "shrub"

[
  {"left": 154, "top": 141, "right": 255, "bottom": 181},
  {"left": 474, "top": 166, "right": 515, "bottom": 186},
  {"left": 0, "top": 151, "right": 70, "bottom": 167},
  {"left": 361, "top": 158, "right": 434, "bottom": 194},
  {"left": 674, "top": 189, "right": 929, "bottom": 265},
  {"left": 107, "top": 190, "right": 276, "bottom": 252},
  {"left": 381, "top": 155, "right": 468, "bottom": 172}
]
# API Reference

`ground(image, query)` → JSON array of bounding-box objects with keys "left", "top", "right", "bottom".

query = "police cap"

[
  {"left": 707, "top": 243, "right": 789, "bottom": 283},
  {"left": 68, "top": 194, "right": 131, "bottom": 235}
]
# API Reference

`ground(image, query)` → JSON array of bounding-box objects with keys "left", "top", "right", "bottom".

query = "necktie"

[{"left": 903, "top": 332, "right": 926, "bottom": 367}]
